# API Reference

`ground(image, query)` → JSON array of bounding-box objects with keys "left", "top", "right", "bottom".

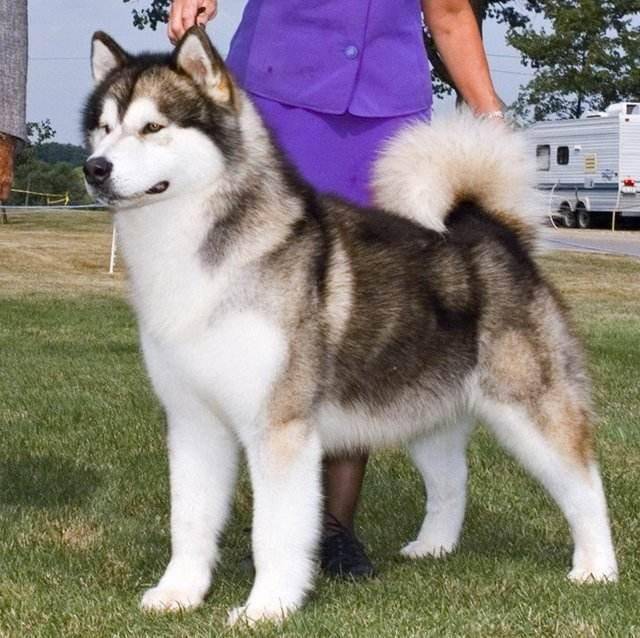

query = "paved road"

[{"left": 538, "top": 225, "right": 640, "bottom": 259}]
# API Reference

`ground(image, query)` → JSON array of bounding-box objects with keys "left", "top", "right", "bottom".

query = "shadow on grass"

[
  {"left": 461, "top": 504, "right": 571, "bottom": 569},
  {"left": 0, "top": 454, "right": 100, "bottom": 507}
]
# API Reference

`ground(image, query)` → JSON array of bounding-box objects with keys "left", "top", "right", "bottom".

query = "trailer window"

[
  {"left": 536, "top": 145, "right": 550, "bottom": 171},
  {"left": 557, "top": 146, "right": 569, "bottom": 165}
]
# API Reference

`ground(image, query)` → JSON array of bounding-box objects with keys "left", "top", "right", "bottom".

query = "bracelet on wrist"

[{"left": 478, "top": 110, "right": 505, "bottom": 121}]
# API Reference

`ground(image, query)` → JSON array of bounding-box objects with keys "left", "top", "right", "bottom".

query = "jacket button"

[{"left": 344, "top": 45, "right": 359, "bottom": 59}]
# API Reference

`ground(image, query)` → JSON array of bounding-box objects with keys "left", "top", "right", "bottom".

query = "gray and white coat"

[{"left": 83, "top": 28, "right": 618, "bottom": 627}]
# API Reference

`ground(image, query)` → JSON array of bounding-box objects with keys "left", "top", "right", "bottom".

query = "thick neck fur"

[{"left": 115, "top": 97, "right": 305, "bottom": 341}]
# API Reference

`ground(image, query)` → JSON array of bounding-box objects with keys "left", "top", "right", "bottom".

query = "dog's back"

[{"left": 306, "top": 191, "right": 589, "bottom": 456}]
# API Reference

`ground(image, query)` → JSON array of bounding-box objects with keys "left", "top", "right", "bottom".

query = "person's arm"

[
  {"left": 422, "top": 0, "right": 503, "bottom": 115},
  {"left": 168, "top": 0, "right": 218, "bottom": 44},
  {"left": 0, "top": 0, "right": 28, "bottom": 201}
]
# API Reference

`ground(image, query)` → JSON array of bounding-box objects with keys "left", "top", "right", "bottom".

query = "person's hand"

[
  {"left": 168, "top": 0, "right": 217, "bottom": 44},
  {"left": 0, "top": 135, "right": 16, "bottom": 202}
]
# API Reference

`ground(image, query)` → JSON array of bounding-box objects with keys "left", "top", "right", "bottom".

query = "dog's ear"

[
  {"left": 91, "top": 32, "right": 130, "bottom": 84},
  {"left": 174, "top": 27, "right": 235, "bottom": 106}
]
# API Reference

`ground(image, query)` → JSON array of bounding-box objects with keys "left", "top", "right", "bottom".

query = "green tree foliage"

[
  {"left": 8, "top": 121, "right": 91, "bottom": 206},
  {"left": 26, "top": 119, "right": 56, "bottom": 146},
  {"left": 35, "top": 143, "right": 87, "bottom": 167},
  {"left": 11, "top": 161, "right": 90, "bottom": 206},
  {"left": 507, "top": 0, "right": 640, "bottom": 121},
  {"left": 123, "top": 0, "right": 170, "bottom": 30}
]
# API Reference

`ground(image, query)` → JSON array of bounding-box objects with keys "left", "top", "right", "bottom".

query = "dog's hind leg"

[
  {"left": 228, "top": 419, "right": 322, "bottom": 626},
  {"left": 402, "top": 418, "right": 473, "bottom": 559},
  {"left": 138, "top": 351, "right": 239, "bottom": 614},
  {"left": 478, "top": 397, "right": 618, "bottom": 583}
]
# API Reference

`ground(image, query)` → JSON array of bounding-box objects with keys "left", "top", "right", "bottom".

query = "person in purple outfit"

[{"left": 168, "top": 0, "right": 504, "bottom": 579}]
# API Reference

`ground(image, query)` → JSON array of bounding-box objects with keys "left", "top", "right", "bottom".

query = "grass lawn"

[{"left": 1, "top": 212, "right": 639, "bottom": 637}]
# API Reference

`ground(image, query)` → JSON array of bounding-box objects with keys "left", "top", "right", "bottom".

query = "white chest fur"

[
  {"left": 117, "top": 196, "right": 289, "bottom": 436},
  {"left": 142, "top": 310, "right": 288, "bottom": 437},
  {"left": 115, "top": 196, "right": 229, "bottom": 339}
]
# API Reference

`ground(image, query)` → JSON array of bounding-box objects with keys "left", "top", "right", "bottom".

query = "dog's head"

[{"left": 83, "top": 28, "right": 241, "bottom": 208}]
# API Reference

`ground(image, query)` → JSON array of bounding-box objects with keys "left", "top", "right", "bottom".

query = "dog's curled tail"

[{"left": 372, "top": 110, "right": 541, "bottom": 238}]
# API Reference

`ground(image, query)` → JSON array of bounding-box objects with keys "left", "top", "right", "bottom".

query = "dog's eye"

[
  {"left": 100, "top": 124, "right": 111, "bottom": 135},
  {"left": 143, "top": 122, "right": 164, "bottom": 134}
]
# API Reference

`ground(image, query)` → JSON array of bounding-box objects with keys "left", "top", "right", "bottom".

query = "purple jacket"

[{"left": 226, "top": 0, "right": 432, "bottom": 117}]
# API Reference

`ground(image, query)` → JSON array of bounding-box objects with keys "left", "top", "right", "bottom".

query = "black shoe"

[{"left": 320, "top": 514, "right": 376, "bottom": 579}]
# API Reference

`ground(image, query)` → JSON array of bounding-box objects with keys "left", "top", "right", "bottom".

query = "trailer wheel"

[
  {"left": 559, "top": 203, "right": 577, "bottom": 228},
  {"left": 577, "top": 207, "right": 592, "bottom": 229}
]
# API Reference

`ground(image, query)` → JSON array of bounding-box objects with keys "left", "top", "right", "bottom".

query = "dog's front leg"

[
  {"left": 141, "top": 405, "right": 239, "bottom": 613},
  {"left": 228, "top": 418, "right": 322, "bottom": 626}
]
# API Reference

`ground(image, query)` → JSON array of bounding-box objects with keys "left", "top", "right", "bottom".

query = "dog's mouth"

[
  {"left": 86, "top": 180, "right": 171, "bottom": 208},
  {"left": 146, "top": 181, "right": 170, "bottom": 195}
]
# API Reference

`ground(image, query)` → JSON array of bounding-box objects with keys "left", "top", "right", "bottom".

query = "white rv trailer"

[{"left": 526, "top": 102, "right": 640, "bottom": 228}]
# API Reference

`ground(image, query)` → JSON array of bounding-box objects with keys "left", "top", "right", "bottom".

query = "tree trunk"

[{"left": 576, "top": 93, "right": 583, "bottom": 119}]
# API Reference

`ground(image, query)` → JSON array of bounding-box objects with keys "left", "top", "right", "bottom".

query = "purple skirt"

[{"left": 250, "top": 93, "right": 430, "bottom": 207}]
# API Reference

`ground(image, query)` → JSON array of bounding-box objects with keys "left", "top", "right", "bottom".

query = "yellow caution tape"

[{"left": 11, "top": 188, "right": 70, "bottom": 206}]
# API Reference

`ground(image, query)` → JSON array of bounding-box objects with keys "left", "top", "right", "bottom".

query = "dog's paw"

[
  {"left": 400, "top": 539, "right": 456, "bottom": 560},
  {"left": 568, "top": 565, "right": 618, "bottom": 584},
  {"left": 140, "top": 586, "right": 205, "bottom": 613},
  {"left": 227, "top": 603, "right": 290, "bottom": 627}
]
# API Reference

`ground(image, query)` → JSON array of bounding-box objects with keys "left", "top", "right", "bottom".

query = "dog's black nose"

[{"left": 84, "top": 157, "right": 113, "bottom": 186}]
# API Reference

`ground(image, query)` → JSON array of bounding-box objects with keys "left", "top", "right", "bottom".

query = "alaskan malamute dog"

[{"left": 83, "top": 27, "right": 617, "bottom": 625}]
